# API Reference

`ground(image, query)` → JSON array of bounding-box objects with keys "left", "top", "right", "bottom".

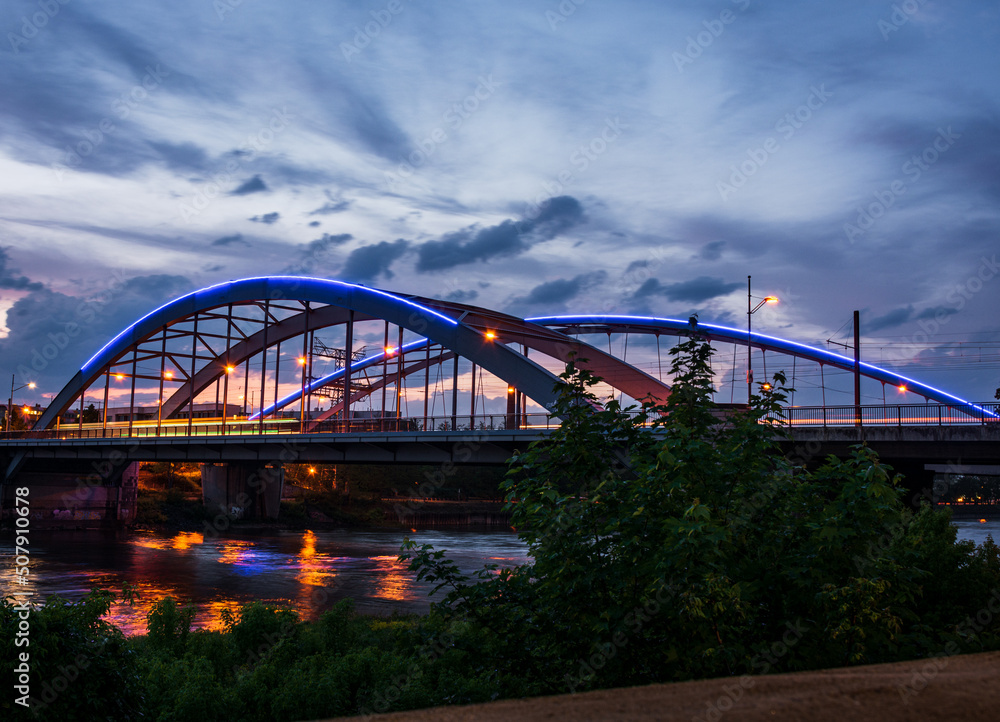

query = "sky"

[{"left": 1, "top": 0, "right": 999, "bottom": 409}]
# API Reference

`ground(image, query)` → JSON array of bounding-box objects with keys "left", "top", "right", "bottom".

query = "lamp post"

[
  {"left": 746, "top": 276, "right": 778, "bottom": 402},
  {"left": 7, "top": 375, "right": 36, "bottom": 432}
]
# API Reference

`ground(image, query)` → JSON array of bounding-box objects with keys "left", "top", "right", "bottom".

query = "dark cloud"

[
  {"left": 0, "top": 248, "right": 45, "bottom": 291},
  {"left": 281, "top": 233, "right": 354, "bottom": 275},
  {"left": 698, "top": 241, "right": 725, "bottom": 261},
  {"left": 416, "top": 196, "right": 586, "bottom": 272},
  {"left": 341, "top": 240, "right": 410, "bottom": 282},
  {"left": 211, "top": 234, "right": 247, "bottom": 247},
  {"left": 147, "top": 141, "right": 210, "bottom": 172},
  {"left": 865, "top": 305, "right": 915, "bottom": 332},
  {"left": 0, "top": 274, "right": 192, "bottom": 389},
  {"left": 444, "top": 289, "right": 479, "bottom": 303},
  {"left": 513, "top": 271, "right": 607, "bottom": 307},
  {"left": 633, "top": 276, "right": 741, "bottom": 303},
  {"left": 308, "top": 196, "right": 352, "bottom": 215},
  {"left": 624, "top": 260, "right": 648, "bottom": 274},
  {"left": 231, "top": 175, "right": 268, "bottom": 195},
  {"left": 915, "top": 306, "right": 959, "bottom": 321},
  {"left": 309, "top": 221, "right": 321, "bottom": 227},
  {"left": 249, "top": 212, "right": 280, "bottom": 224}
]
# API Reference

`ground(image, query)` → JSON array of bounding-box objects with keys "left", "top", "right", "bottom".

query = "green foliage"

[
  {"left": 405, "top": 320, "right": 1000, "bottom": 693},
  {"left": 1, "top": 586, "right": 143, "bottom": 721},
  {"left": 146, "top": 597, "right": 196, "bottom": 656}
]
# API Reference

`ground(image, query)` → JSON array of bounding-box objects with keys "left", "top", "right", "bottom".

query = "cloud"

[
  {"left": 341, "top": 240, "right": 410, "bottom": 282},
  {"left": 444, "top": 289, "right": 479, "bottom": 303},
  {"left": 416, "top": 196, "right": 586, "bottom": 272},
  {"left": 249, "top": 212, "right": 280, "bottom": 224},
  {"left": 281, "top": 233, "right": 353, "bottom": 275},
  {"left": 698, "top": 241, "right": 725, "bottom": 261},
  {"left": 309, "top": 221, "right": 320, "bottom": 227},
  {"left": 0, "top": 274, "right": 192, "bottom": 390},
  {"left": 915, "top": 306, "right": 959, "bottom": 321},
  {"left": 0, "top": 248, "right": 45, "bottom": 291},
  {"left": 513, "top": 271, "right": 607, "bottom": 307},
  {"left": 308, "top": 193, "right": 352, "bottom": 215},
  {"left": 231, "top": 175, "right": 268, "bottom": 195},
  {"left": 211, "top": 234, "right": 248, "bottom": 247},
  {"left": 865, "top": 305, "right": 915, "bottom": 332},
  {"left": 633, "top": 276, "right": 741, "bottom": 303},
  {"left": 147, "top": 141, "right": 210, "bottom": 172}
]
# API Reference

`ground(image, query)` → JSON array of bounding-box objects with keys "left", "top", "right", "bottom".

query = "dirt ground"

[{"left": 333, "top": 651, "right": 1000, "bottom": 721}]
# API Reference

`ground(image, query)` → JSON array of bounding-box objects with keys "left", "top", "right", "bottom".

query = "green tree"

[{"left": 404, "top": 319, "right": 1000, "bottom": 694}]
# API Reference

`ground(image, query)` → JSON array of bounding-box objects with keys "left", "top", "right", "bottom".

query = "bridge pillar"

[
  {"left": 200, "top": 463, "right": 284, "bottom": 519},
  {"left": 0, "top": 462, "right": 138, "bottom": 529}
]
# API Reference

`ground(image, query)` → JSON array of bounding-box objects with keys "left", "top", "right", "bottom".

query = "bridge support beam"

[
  {"left": 0, "top": 463, "right": 138, "bottom": 529},
  {"left": 200, "top": 463, "right": 284, "bottom": 519}
]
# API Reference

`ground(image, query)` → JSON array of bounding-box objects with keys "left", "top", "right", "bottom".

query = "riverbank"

[{"left": 341, "top": 650, "right": 1000, "bottom": 721}]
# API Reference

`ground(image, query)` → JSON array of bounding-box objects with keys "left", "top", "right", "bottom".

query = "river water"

[
  {"left": 0, "top": 528, "right": 529, "bottom": 635},
  {"left": 2, "top": 521, "right": 997, "bottom": 636}
]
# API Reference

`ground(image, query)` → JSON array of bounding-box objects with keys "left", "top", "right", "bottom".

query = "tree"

[{"left": 404, "top": 319, "right": 1000, "bottom": 694}]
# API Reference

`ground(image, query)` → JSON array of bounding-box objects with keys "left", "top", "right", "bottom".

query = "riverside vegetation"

[{"left": 4, "top": 322, "right": 1000, "bottom": 720}]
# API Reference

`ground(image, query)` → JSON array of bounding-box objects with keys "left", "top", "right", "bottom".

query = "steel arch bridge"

[{"left": 22, "top": 276, "right": 997, "bottom": 440}]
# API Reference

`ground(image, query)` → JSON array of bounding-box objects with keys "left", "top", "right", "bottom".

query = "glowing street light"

[
  {"left": 747, "top": 276, "right": 778, "bottom": 402},
  {"left": 6, "top": 375, "right": 36, "bottom": 432},
  {"left": 485, "top": 330, "right": 497, "bottom": 340}
]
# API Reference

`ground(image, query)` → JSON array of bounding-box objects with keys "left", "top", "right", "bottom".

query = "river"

[
  {"left": 0, "top": 528, "right": 529, "bottom": 635},
  {"left": 2, "top": 521, "right": 997, "bottom": 636}
]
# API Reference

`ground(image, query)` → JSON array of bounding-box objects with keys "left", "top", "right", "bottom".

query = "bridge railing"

[
  {"left": 2, "top": 403, "right": 997, "bottom": 441},
  {"left": 776, "top": 402, "right": 1000, "bottom": 427},
  {"left": 0, "top": 412, "right": 563, "bottom": 441}
]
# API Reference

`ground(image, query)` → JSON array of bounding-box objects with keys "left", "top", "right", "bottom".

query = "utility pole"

[{"left": 854, "top": 309, "right": 861, "bottom": 426}]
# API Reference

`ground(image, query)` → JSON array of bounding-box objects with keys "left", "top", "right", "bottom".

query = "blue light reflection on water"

[{"left": 0, "top": 528, "right": 529, "bottom": 635}]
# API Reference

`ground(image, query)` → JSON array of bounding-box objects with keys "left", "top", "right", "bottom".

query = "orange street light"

[
  {"left": 297, "top": 357, "right": 307, "bottom": 366},
  {"left": 225, "top": 365, "right": 235, "bottom": 374},
  {"left": 485, "top": 331, "right": 497, "bottom": 340},
  {"left": 164, "top": 371, "right": 174, "bottom": 380}
]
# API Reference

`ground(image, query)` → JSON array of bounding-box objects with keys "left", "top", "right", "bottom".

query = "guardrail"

[
  {"left": 1, "top": 403, "right": 997, "bottom": 441},
  {"left": 0, "top": 413, "right": 562, "bottom": 441}
]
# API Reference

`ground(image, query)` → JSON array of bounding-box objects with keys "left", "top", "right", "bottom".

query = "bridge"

[{"left": 1, "top": 276, "right": 997, "bottom": 524}]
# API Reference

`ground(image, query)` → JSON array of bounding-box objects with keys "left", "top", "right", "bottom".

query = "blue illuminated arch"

[
  {"left": 529, "top": 314, "right": 995, "bottom": 417},
  {"left": 34, "top": 277, "right": 566, "bottom": 430}
]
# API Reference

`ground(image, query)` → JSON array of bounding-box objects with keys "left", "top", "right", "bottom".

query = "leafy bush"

[
  {"left": 404, "top": 320, "right": 1000, "bottom": 694},
  {"left": 1, "top": 587, "right": 143, "bottom": 721}
]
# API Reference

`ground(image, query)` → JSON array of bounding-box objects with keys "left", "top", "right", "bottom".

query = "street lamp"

[
  {"left": 747, "top": 275, "right": 778, "bottom": 402},
  {"left": 7, "top": 375, "right": 36, "bottom": 432}
]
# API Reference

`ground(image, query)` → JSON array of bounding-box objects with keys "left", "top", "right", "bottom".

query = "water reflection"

[{"left": 0, "top": 528, "right": 530, "bottom": 636}]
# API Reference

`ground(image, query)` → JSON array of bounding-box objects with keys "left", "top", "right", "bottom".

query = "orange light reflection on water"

[
  {"left": 172, "top": 531, "right": 204, "bottom": 550},
  {"left": 371, "top": 554, "right": 412, "bottom": 602},
  {"left": 296, "top": 530, "right": 333, "bottom": 588}
]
